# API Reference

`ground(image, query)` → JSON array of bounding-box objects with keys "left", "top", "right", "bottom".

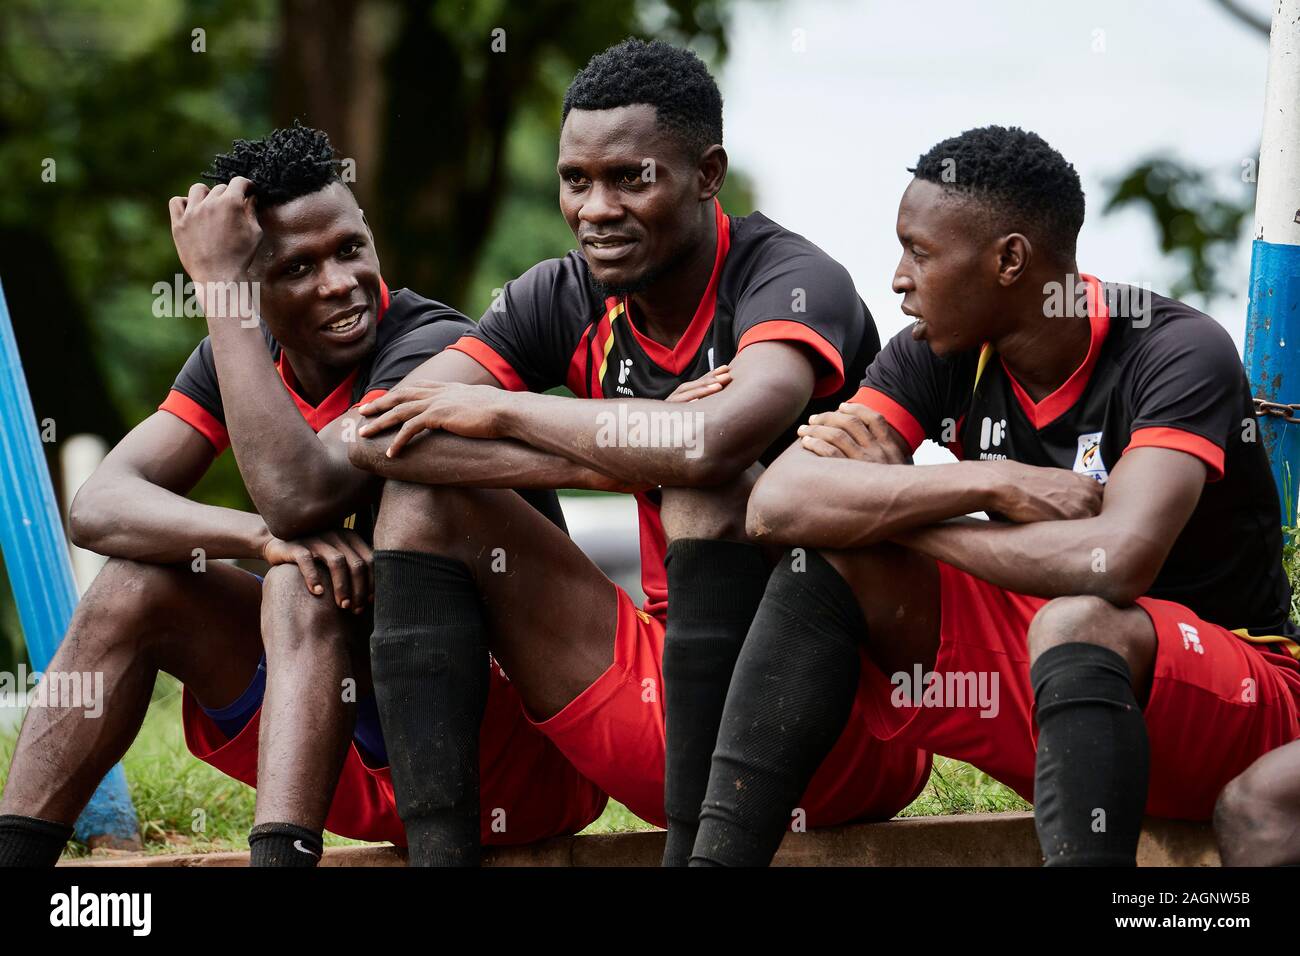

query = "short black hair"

[
  {"left": 910, "top": 125, "right": 1085, "bottom": 259},
  {"left": 562, "top": 39, "right": 723, "bottom": 157},
  {"left": 202, "top": 121, "right": 343, "bottom": 206}
]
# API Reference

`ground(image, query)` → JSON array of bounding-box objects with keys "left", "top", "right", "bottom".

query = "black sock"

[
  {"left": 690, "top": 549, "right": 864, "bottom": 867},
  {"left": 0, "top": 814, "right": 73, "bottom": 867},
  {"left": 1032, "top": 642, "right": 1149, "bottom": 867},
  {"left": 661, "top": 539, "right": 770, "bottom": 867},
  {"left": 248, "top": 822, "right": 323, "bottom": 867},
  {"left": 370, "top": 550, "right": 487, "bottom": 867}
]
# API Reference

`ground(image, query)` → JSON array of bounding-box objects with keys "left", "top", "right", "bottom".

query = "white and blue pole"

[
  {"left": 1245, "top": 0, "right": 1300, "bottom": 515},
  {"left": 0, "top": 277, "right": 139, "bottom": 845}
]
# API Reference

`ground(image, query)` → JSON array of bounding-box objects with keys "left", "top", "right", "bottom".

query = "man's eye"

[
  {"left": 341, "top": 241, "right": 362, "bottom": 256},
  {"left": 286, "top": 262, "right": 309, "bottom": 277},
  {"left": 565, "top": 173, "right": 587, "bottom": 186},
  {"left": 619, "top": 171, "right": 643, "bottom": 186}
]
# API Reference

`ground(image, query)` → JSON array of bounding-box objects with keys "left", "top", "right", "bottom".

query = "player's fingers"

[
  {"left": 207, "top": 182, "right": 228, "bottom": 202},
  {"left": 386, "top": 413, "right": 436, "bottom": 458},
  {"left": 798, "top": 423, "right": 864, "bottom": 460},
  {"left": 667, "top": 382, "right": 724, "bottom": 403},
  {"left": 186, "top": 182, "right": 210, "bottom": 207},
  {"left": 324, "top": 532, "right": 368, "bottom": 610},
  {"left": 345, "top": 534, "right": 375, "bottom": 607},
  {"left": 358, "top": 400, "right": 428, "bottom": 438},
  {"left": 799, "top": 434, "right": 845, "bottom": 458},
  {"left": 811, "top": 410, "right": 875, "bottom": 450},
  {"left": 312, "top": 541, "right": 353, "bottom": 608},
  {"left": 225, "top": 176, "right": 254, "bottom": 200},
  {"left": 292, "top": 547, "right": 326, "bottom": 596},
  {"left": 168, "top": 196, "right": 186, "bottom": 228}
]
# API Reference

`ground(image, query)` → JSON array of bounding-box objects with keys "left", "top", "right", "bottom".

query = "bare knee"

[
  {"left": 260, "top": 564, "right": 350, "bottom": 657},
  {"left": 71, "top": 558, "right": 192, "bottom": 645},
  {"left": 372, "top": 479, "right": 484, "bottom": 553},
  {"left": 660, "top": 464, "right": 760, "bottom": 544},
  {"left": 1215, "top": 752, "right": 1300, "bottom": 866},
  {"left": 1026, "top": 595, "right": 1155, "bottom": 679}
]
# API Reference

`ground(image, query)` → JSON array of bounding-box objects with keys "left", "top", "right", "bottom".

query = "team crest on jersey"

[{"left": 1073, "top": 431, "right": 1108, "bottom": 484}]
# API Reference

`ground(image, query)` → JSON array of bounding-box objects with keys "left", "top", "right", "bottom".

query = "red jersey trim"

[
  {"left": 618, "top": 199, "right": 731, "bottom": 376},
  {"left": 1001, "top": 273, "right": 1110, "bottom": 430},
  {"left": 275, "top": 354, "right": 360, "bottom": 432},
  {"left": 736, "top": 320, "right": 845, "bottom": 398},
  {"left": 446, "top": 336, "right": 529, "bottom": 392},
  {"left": 159, "top": 390, "right": 230, "bottom": 453},
  {"left": 849, "top": 386, "right": 926, "bottom": 452},
  {"left": 355, "top": 387, "right": 388, "bottom": 409},
  {"left": 1123, "top": 426, "right": 1225, "bottom": 482}
]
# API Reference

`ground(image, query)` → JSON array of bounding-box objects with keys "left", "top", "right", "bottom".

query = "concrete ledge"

[{"left": 62, "top": 813, "right": 1220, "bottom": 867}]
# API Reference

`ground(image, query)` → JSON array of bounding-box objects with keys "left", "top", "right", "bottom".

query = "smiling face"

[
  {"left": 252, "top": 181, "right": 382, "bottom": 368},
  {"left": 557, "top": 104, "right": 718, "bottom": 297},
  {"left": 891, "top": 178, "right": 1010, "bottom": 358}
]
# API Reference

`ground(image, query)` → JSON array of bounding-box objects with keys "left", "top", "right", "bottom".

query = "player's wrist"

[{"left": 967, "top": 459, "right": 1014, "bottom": 514}]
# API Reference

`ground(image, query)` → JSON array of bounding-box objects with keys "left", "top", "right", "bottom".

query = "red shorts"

[
  {"left": 182, "top": 664, "right": 607, "bottom": 846},
  {"left": 855, "top": 561, "right": 1300, "bottom": 820},
  {"left": 530, "top": 584, "right": 933, "bottom": 828}
]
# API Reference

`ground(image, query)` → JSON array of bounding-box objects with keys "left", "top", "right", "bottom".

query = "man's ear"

[
  {"left": 698, "top": 144, "right": 728, "bottom": 201},
  {"left": 996, "top": 233, "right": 1032, "bottom": 287}
]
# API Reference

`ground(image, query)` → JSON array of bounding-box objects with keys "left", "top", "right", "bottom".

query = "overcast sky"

[{"left": 720, "top": 0, "right": 1271, "bottom": 353}]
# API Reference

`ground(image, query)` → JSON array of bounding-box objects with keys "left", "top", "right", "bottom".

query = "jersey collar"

[
  {"left": 611, "top": 198, "right": 731, "bottom": 376},
  {"left": 998, "top": 273, "right": 1110, "bottom": 431}
]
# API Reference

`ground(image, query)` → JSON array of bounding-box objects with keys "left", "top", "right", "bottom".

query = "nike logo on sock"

[{"left": 293, "top": 839, "right": 320, "bottom": 858}]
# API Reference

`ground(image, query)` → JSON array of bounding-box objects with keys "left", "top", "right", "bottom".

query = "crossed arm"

[
  {"left": 747, "top": 404, "right": 1206, "bottom": 605},
  {"left": 347, "top": 340, "right": 820, "bottom": 490}
]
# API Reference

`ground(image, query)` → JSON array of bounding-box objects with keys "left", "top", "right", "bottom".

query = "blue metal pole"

[
  {"left": 0, "top": 277, "right": 138, "bottom": 845},
  {"left": 1244, "top": 0, "right": 1300, "bottom": 519}
]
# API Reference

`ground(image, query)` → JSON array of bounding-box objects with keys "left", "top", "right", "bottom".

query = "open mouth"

[
  {"left": 321, "top": 305, "right": 368, "bottom": 342},
  {"left": 583, "top": 237, "right": 638, "bottom": 262}
]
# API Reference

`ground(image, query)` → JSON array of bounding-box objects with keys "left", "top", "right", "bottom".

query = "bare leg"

[
  {"left": 253, "top": 563, "right": 367, "bottom": 828},
  {"left": 1215, "top": 739, "right": 1300, "bottom": 865},
  {"left": 0, "top": 559, "right": 262, "bottom": 824}
]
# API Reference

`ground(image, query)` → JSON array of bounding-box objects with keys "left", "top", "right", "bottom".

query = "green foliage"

[{"left": 1103, "top": 155, "right": 1254, "bottom": 302}]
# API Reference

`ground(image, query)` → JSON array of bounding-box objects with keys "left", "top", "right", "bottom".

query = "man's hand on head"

[
  {"left": 356, "top": 381, "right": 511, "bottom": 457},
  {"left": 168, "top": 176, "right": 263, "bottom": 296},
  {"left": 796, "top": 402, "right": 912, "bottom": 464},
  {"left": 262, "top": 528, "right": 373, "bottom": 613}
]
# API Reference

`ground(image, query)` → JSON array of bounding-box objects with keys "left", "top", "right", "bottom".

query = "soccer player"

[
  {"left": 0, "top": 125, "right": 603, "bottom": 868},
  {"left": 687, "top": 125, "right": 1300, "bottom": 866},
  {"left": 346, "top": 39, "right": 930, "bottom": 866}
]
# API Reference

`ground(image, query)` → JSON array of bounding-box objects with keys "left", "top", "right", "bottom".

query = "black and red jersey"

[
  {"left": 158, "top": 281, "right": 474, "bottom": 539},
  {"left": 855, "top": 273, "right": 1293, "bottom": 638},
  {"left": 450, "top": 200, "right": 881, "bottom": 620}
]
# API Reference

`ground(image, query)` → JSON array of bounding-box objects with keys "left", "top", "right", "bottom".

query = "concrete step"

[{"left": 62, "top": 813, "right": 1220, "bottom": 867}]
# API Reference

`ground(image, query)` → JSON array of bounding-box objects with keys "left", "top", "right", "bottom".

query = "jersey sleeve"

[
  {"left": 732, "top": 252, "right": 864, "bottom": 398},
  {"left": 158, "top": 337, "right": 230, "bottom": 453},
  {"left": 850, "top": 328, "right": 962, "bottom": 453},
  {"left": 1121, "top": 320, "right": 1241, "bottom": 481},
  {"left": 358, "top": 312, "right": 474, "bottom": 405},
  {"left": 447, "top": 257, "right": 588, "bottom": 393}
]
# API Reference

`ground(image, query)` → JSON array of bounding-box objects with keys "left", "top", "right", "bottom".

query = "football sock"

[
  {"left": 370, "top": 550, "right": 487, "bottom": 867},
  {"left": 690, "top": 549, "right": 863, "bottom": 866},
  {"left": 1032, "top": 642, "right": 1149, "bottom": 866},
  {"left": 248, "top": 822, "right": 323, "bottom": 867},
  {"left": 0, "top": 814, "right": 74, "bottom": 867},
  {"left": 661, "top": 538, "right": 770, "bottom": 867}
]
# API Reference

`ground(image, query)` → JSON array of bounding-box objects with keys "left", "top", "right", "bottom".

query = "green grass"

[{"left": 0, "top": 683, "right": 1025, "bottom": 858}]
